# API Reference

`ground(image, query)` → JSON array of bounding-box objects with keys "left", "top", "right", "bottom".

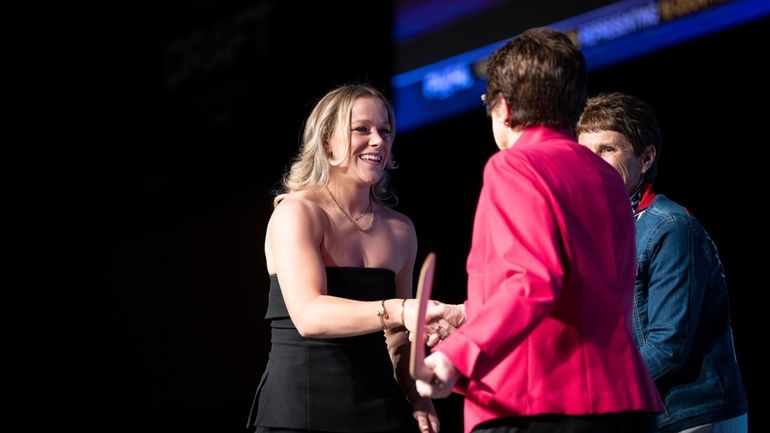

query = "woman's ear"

[
  {"left": 490, "top": 96, "right": 511, "bottom": 126},
  {"left": 323, "top": 141, "right": 332, "bottom": 158},
  {"left": 641, "top": 145, "right": 656, "bottom": 174}
]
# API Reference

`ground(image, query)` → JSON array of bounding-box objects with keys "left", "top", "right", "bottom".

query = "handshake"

[
  {"left": 404, "top": 300, "right": 466, "bottom": 346},
  {"left": 402, "top": 299, "right": 466, "bottom": 400},
  {"left": 402, "top": 253, "right": 466, "bottom": 347}
]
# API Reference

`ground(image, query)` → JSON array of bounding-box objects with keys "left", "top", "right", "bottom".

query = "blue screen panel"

[{"left": 393, "top": 0, "right": 770, "bottom": 133}]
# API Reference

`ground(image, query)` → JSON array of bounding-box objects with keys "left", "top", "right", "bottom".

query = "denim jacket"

[{"left": 632, "top": 186, "right": 747, "bottom": 433}]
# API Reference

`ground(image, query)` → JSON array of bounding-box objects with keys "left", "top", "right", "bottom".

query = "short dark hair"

[
  {"left": 577, "top": 92, "right": 662, "bottom": 182},
  {"left": 485, "top": 27, "right": 587, "bottom": 129}
]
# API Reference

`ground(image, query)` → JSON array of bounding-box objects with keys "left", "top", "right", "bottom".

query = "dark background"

[{"left": 6, "top": 1, "right": 765, "bottom": 432}]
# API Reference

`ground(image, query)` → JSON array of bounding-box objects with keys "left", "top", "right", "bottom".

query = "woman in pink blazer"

[{"left": 415, "top": 28, "right": 663, "bottom": 433}]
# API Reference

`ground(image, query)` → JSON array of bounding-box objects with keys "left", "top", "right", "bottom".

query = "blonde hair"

[{"left": 274, "top": 84, "right": 398, "bottom": 207}]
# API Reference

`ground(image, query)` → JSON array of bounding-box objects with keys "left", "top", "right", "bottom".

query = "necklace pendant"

[{"left": 325, "top": 185, "right": 375, "bottom": 233}]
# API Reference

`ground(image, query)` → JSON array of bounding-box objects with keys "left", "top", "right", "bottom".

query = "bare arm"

[{"left": 267, "top": 198, "right": 404, "bottom": 337}]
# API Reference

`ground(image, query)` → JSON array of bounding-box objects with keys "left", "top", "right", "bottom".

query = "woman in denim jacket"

[{"left": 577, "top": 92, "right": 748, "bottom": 433}]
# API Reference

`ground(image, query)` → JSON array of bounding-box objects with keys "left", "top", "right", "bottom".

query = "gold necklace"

[{"left": 325, "top": 185, "right": 375, "bottom": 232}]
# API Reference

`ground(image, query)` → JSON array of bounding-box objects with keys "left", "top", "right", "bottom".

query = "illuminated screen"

[{"left": 393, "top": 0, "right": 770, "bottom": 132}]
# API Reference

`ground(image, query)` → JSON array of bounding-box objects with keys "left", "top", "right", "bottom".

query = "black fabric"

[
  {"left": 471, "top": 412, "right": 657, "bottom": 433},
  {"left": 248, "top": 267, "right": 411, "bottom": 433},
  {"left": 255, "top": 427, "right": 405, "bottom": 433}
]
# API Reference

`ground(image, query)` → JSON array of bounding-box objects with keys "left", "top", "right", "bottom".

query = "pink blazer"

[{"left": 437, "top": 126, "right": 662, "bottom": 433}]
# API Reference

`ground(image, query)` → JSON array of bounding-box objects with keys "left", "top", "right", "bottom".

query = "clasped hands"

[
  {"left": 403, "top": 300, "right": 466, "bottom": 346},
  {"left": 402, "top": 300, "right": 466, "bottom": 399}
]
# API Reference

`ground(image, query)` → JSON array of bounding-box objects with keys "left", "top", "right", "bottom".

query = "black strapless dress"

[{"left": 247, "top": 267, "right": 411, "bottom": 433}]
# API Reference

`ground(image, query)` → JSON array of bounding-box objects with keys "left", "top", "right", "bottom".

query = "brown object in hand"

[{"left": 409, "top": 252, "right": 436, "bottom": 381}]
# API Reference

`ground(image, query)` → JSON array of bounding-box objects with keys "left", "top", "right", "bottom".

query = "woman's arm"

[
  {"left": 267, "top": 197, "right": 404, "bottom": 337},
  {"left": 638, "top": 219, "right": 706, "bottom": 380}
]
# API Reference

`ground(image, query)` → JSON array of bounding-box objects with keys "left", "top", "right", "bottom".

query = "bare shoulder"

[
  {"left": 378, "top": 205, "right": 415, "bottom": 230},
  {"left": 376, "top": 205, "right": 417, "bottom": 289},
  {"left": 377, "top": 205, "right": 416, "bottom": 247},
  {"left": 265, "top": 190, "right": 330, "bottom": 273},
  {"left": 269, "top": 190, "right": 329, "bottom": 234}
]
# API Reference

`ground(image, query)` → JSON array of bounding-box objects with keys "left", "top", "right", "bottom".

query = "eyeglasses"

[{"left": 481, "top": 93, "right": 491, "bottom": 115}]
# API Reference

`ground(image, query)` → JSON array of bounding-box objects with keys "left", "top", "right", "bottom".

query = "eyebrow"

[{"left": 351, "top": 118, "right": 389, "bottom": 125}]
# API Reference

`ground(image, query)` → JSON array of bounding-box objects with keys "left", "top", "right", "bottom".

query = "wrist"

[
  {"left": 376, "top": 299, "right": 389, "bottom": 330},
  {"left": 400, "top": 298, "right": 407, "bottom": 328},
  {"left": 402, "top": 298, "right": 416, "bottom": 332},
  {"left": 378, "top": 299, "right": 408, "bottom": 330}
]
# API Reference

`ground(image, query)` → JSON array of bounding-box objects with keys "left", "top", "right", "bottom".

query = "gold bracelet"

[
  {"left": 376, "top": 299, "right": 388, "bottom": 330},
  {"left": 400, "top": 298, "right": 407, "bottom": 328}
]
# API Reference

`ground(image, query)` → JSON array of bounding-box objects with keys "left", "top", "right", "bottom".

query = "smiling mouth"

[{"left": 359, "top": 154, "right": 382, "bottom": 163}]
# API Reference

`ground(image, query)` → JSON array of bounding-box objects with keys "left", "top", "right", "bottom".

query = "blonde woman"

[{"left": 247, "top": 84, "right": 439, "bottom": 433}]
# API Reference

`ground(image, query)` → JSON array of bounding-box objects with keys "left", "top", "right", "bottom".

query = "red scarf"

[{"left": 632, "top": 183, "right": 656, "bottom": 219}]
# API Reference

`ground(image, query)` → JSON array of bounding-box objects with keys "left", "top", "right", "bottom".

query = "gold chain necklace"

[{"left": 325, "top": 185, "right": 375, "bottom": 232}]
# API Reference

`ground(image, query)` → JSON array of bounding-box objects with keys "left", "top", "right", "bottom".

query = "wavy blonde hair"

[{"left": 274, "top": 84, "right": 398, "bottom": 207}]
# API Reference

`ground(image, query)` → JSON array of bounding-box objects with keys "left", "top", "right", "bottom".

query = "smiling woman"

[{"left": 246, "top": 84, "right": 455, "bottom": 433}]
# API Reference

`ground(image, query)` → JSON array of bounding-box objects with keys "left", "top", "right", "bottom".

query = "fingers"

[
  {"left": 437, "top": 319, "right": 454, "bottom": 337},
  {"left": 410, "top": 301, "right": 465, "bottom": 347},
  {"left": 416, "top": 352, "right": 458, "bottom": 398},
  {"left": 416, "top": 412, "right": 431, "bottom": 433},
  {"left": 424, "top": 321, "right": 451, "bottom": 346},
  {"left": 426, "top": 333, "right": 441, "bottom": 347},
  {"left": 412, "top": 395, "right": 439, "bottom": 433},
  {"left": 416, "top": 376, "right": 452, "bottom": 398},
  {"left": 429, "top": 409, "right": 440, "bottom": 433},
  {"left": 433, "top": 322, "right": 447, "bottom": 338},
  {"left": 416, "top": 413, "right": 439, "bottom": 433},
  {"left": 415, "top": 378, "right": 435, "bottom": 397},
  {"left": 427, "top": 321, "right": 450, "bottom": 345},
  {"left": 419, "top": 420, "right": 432, "bottom": 433},
  {"left": 415, "top": 365, "right": 451, "bottom": 398},
  {"left": 417, "top": 411, "right": 439, "bottom": 433}
]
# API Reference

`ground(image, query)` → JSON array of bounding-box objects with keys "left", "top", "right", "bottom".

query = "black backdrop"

[{"left": 6, "top": 2, "right": 765, "bottom": 432}]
